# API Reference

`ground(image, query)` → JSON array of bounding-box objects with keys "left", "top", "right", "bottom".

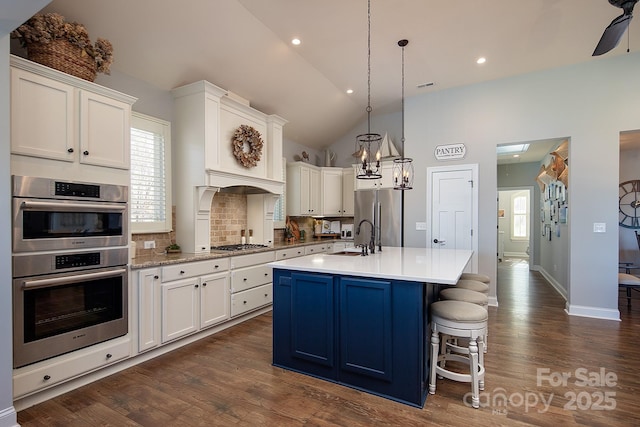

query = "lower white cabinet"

[
  {"left": 137, "top": 258, "right": 230, "bottom": 351},
  {"left": 13, "top": 336, "right": 130, "bottom": 399},
  {"left": 304, "top": 243, "right": 332, "bottom": 255},
  {"left": 230, "top": 251, "right": 275, "bottom": 317}
]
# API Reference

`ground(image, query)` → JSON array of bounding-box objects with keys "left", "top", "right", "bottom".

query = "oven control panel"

[
  {"left": 54, "top": 181, "right": 101, "bottom": 198},
  {"left": 55, "top": 252, "right": 101, "bottom": 270}
]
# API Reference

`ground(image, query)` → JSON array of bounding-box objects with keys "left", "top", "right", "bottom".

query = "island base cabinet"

[{"left": 273, "top": 268, "right": 429, "bottom": 407}]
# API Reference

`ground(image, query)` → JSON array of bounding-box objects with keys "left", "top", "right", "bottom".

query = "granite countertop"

[
  {"left": 129, "top": 239, "right": 337, "bottom": 270},
  {"left": 269, "top": 247, "right": 474, "bottom": 284}
]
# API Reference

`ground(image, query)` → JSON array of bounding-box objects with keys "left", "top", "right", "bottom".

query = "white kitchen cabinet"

[
  {"left": 10, "top": 56, "right": 135, "bottom": 170},
  {"left": 13, "top": 336, "right": 131, "bottom": 399},
  {"left": 137, "top": 268, "right": 161, "bottom": 353},
  {"left": 342, "top": 167, "right": 355, "bottom": 216},
  {"left": 304, "top": 243, "right": 332, "bottom": 255},
  {"left": 137, "top": 258, "right": 232, "bottom": 351},
  {"left": 321, "top": 167, "right": 344, "bottom": 216},
  {"left": 287, "top": 162, "right": 320, "bottom": 216},
  {"left": 275, "top": 247, "right": 305, "bottom": 260},
  {"left": 353, "top": 161, "right": 395, "bottom": 190},
  {"left": 332, "top": 241, "right": 356, "bottom": 253},
  {"left": 230, "top": 251, "right": 275, "bottom": 317},
  {"left": 161, "top": 277, "right": 200, "bottom": 343}
]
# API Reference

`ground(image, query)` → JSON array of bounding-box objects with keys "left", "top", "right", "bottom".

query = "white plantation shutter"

[{"left": 130, "top": 113, "right": 172, "bottom": 233}]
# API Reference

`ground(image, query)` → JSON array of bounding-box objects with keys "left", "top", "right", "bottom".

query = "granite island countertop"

[
  {"left": 129, "top": 239, "right": 339, "bottom": 270},
  {"left": 269, "top": 247, "right": 473, "bottom": 284}
]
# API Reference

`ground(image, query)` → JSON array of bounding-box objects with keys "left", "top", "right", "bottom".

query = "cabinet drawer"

[
  {"left": 13, "top": 337, "right": 130, "bottom": 398},
  {"left": 161, "top": 258, "right": 229, "bottom": 282},
  {"left": 231, "top": 264, "right": 272, "bottom": 293},
  {"left": 231, "top": 251, "right": 275, "bottom": 269},
  {"left": 231, "top": 283, "right": 273, "bottom": 317},
  {"left": 304, "top": 244, "right": 329, "bottom": 255},
  {"left": 275, "top": 248, "right": 305, "bottom": 260}
]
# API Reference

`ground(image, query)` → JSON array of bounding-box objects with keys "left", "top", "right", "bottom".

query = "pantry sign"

[{"left": 434, "top": 143, "right": 466, "bottom": 161}]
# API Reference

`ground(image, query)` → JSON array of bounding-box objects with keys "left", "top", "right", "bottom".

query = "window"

[
  {"left": 130, "top": 112, "right": 171, "bottom": 233},
  {"left": 511, "top": 191, "right": 529, "bottom": 240}
]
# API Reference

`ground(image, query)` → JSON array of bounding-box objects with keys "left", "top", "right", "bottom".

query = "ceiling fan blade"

[{"left": 593, "top": 13, "right": 632, "bottom": 56}]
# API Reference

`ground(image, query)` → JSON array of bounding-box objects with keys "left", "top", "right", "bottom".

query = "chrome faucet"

[{"left": 356, "top": 219, "right": 376, "bottom": 255}]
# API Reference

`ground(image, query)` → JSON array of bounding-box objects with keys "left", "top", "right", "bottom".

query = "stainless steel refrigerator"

[{"left": 354, "top": 188, "right": 403, "bottom": 249}]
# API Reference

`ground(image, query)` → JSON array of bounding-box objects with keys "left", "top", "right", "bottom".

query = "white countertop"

[{"left": 269, "top": 247, "right": 473, "bottom": 284}]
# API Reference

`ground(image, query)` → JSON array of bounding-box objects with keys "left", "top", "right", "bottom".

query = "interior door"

[{"left": 427, "top": 165, "right": 478, "bottom": 271}]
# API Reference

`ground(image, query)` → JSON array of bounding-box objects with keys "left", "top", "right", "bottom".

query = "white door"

[{"left": 427, "top": 164, "right": 478, "bottom": 272}]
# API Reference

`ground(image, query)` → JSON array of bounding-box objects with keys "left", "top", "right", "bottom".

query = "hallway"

[{"left": 17, "top": 260, "right": 640, "bottom": 426}]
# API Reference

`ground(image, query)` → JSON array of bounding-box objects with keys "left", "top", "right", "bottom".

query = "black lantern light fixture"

[
  {"left": 355, "top": 0, "right": 382, "bottom": 180},
  {"left": 393, "top": 39, "right": 414, "bottom": 190}
]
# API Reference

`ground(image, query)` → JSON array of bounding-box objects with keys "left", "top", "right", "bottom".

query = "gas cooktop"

[{"left": 211, "top": 244, "right": 269, "bottom": 251}]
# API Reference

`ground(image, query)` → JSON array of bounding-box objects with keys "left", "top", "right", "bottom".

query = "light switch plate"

[
  {"left": 593, "top": 223, "right": 606, "bottom": 233},
  {"left": 416, "top": 222, "right": 427, "bottom": 230},
  {"left": 144, "top": 240, "right": 156, "bottom": 249}
]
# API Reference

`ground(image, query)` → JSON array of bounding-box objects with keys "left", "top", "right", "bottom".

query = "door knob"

[{"left": 433, "top": 239, "right": 446, "bottom": 244}]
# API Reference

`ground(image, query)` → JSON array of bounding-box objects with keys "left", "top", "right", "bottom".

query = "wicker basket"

[{"left": 26, "top": 39, "right": 97, "bottom": 82}]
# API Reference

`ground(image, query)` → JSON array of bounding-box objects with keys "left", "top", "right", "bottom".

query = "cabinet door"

[
  {"left": 11, "top": 67, "right": 75, "bottom": 161},
  {"left": 79, "top": 90, "right": 131, "bottom": 169},
  {"left": 200, "top": 272, "right": 230, "bottom": 329},
  {"left": 339, "top": 277, "right": 392, "bottom": 381},
  {"left": 308, "top": 167, "right": 321, "bottom": 214},
  {"left": 321, "top": 168, "right": 343, "bottom": 216},
  {"left": 291, "top": 272, "right": 335, "bottom": 367},
  {"left": 138, "top": 268, "right": 161, "bottom": 353},
  {"left": 342, "top": 167, "right": 355, "bottom": 216},
  {"left": 161, "top": 278, "right": 199, "bottom": 343}
]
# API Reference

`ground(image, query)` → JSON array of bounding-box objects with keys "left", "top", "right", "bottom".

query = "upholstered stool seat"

[
  {"left": 439, "top": 287, "right": 489, "bottom": 351},
  {"left": 459, "top": 273, "right": 490, "bottom": 284},
  {"left": 619, "top": 273, "right": 640, "bottom": 307},
  {"left": 429, "top": 300, "right": 488, "bottom": 408},
  {"left": 439, "top": 288, "right": 488, "bottom": 309},
  {"left": 455, "top": 279, "right": 489, "bottom": 295}
]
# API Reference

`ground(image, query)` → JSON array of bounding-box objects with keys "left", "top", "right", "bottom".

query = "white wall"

[{"left": 400, "top": 53, "right": 640, "bottom": 320}]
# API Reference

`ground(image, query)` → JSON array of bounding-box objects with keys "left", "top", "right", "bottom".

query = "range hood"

[{"left": 172, "top": 80, "right": 287, "bottom": 254}]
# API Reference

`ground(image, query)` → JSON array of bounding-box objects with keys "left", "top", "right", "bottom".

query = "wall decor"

[{"left": 232, "top": 124, "right": 263, "bottom": 168}]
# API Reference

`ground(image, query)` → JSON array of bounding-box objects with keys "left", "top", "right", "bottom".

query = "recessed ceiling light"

[
  {"left": 477, "top": 57, "right": 486, "bottom": 65},
  {"left": 513, "top": 154, "right": 520, "bottom": 158},
  {"left": 291, "top": 38, "right": 301, "bottom": 46},
  {"left": 346, "top": 89, "right": 354, "bottom": 94}
]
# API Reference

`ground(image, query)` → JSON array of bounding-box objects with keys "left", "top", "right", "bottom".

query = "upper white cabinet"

[
  {"left": 287, "top": 162, "right": 320, "bottom": 216},
  {"left": 320, "top": 167, "right": 344, "bottom": 216},
  {"left": 10, "top": 56, "right": 136, "bottom": 171},
  {"left": 342, "top": 167, "right": 355, "bottom": 216}
]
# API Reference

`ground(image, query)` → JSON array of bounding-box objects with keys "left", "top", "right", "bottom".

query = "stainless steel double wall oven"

[{"left": 12, "top": 176, "right": 129, "bottom": 368}]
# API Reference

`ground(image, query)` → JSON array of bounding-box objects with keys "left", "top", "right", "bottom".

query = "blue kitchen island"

[{"left": 270, "top": 247, "right": 473, "bottom": 407}]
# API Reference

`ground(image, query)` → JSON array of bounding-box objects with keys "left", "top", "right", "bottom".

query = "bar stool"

[
  {"left": 455, "top": 279, "right": 489, "bottom": 296},
  {"left": 429, "top": 300, "right": 487, "bottom": 408},
  {"left": 459, "top": 273, "right": 490, "bottom": 284},
  {"left": 439, "top": 288, "right": 489, "bottom": 352},
  {"left": 439, "top": 288, "right": 488, "bottom": 309}
]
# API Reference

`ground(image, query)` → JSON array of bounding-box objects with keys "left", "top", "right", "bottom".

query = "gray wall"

[{"left": 401, "top": 54, "right": 640, "bottom": 320}]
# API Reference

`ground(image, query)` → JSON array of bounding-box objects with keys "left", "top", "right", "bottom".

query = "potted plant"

[
  {"left": 165, "top": 243, "right": 181, "bottom": 254},
  {"left": 11, "top": 12, "right": 113, "bottom": 81}
]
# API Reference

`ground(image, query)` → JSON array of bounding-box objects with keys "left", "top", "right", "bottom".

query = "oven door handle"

[
  {"left": 21, "top": 268, "right": 127, "bottom": 290},
  {"left": 20, "top": 200, "right": 126, "bottom": 213}
]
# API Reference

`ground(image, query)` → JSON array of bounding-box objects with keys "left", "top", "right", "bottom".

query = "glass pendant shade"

[{"left": 393, "top": 38, "right": 413, "bottom": 191}]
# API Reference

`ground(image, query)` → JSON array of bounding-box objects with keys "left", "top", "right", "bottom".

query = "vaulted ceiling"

[{"left": 32, "top": 0, "right": 640, "bottom": 150}]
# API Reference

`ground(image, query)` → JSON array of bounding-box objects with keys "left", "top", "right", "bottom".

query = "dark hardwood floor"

[{"left": 18, "top": 259, "right": 640, "bottom": 426}]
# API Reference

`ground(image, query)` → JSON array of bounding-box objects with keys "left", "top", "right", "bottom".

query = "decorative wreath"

[{"left": 232, "top": 124, "right": 264, "bottom": 168}]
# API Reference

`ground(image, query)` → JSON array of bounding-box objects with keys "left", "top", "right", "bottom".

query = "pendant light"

[
  {"left": 355, "top": 0, "right": 382, "bottom": 180},
  {"left": 393, "top": 39, "right": 413, "bottom": 190}
]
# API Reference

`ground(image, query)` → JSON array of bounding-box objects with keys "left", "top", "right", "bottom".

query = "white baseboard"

[
  {"left": 488, "top": 296, "right": 498, "bottom": 307},
  {"left": 503, "top": 252, "right": 529, "bottom": 258},
  {"left": 532, "top": 265, "right": 621, "bottom": 321},
  {"left": 0, "top": 406, "right": 18, "bottom": 427}
]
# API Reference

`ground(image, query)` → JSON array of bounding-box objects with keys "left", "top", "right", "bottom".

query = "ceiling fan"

[{"left": 593, "top": 0, "right": 638, "bottom": 55}]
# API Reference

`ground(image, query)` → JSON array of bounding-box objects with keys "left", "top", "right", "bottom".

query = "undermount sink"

[{"left": 329, "top": 250, "right": 363, "bottom": 256}]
